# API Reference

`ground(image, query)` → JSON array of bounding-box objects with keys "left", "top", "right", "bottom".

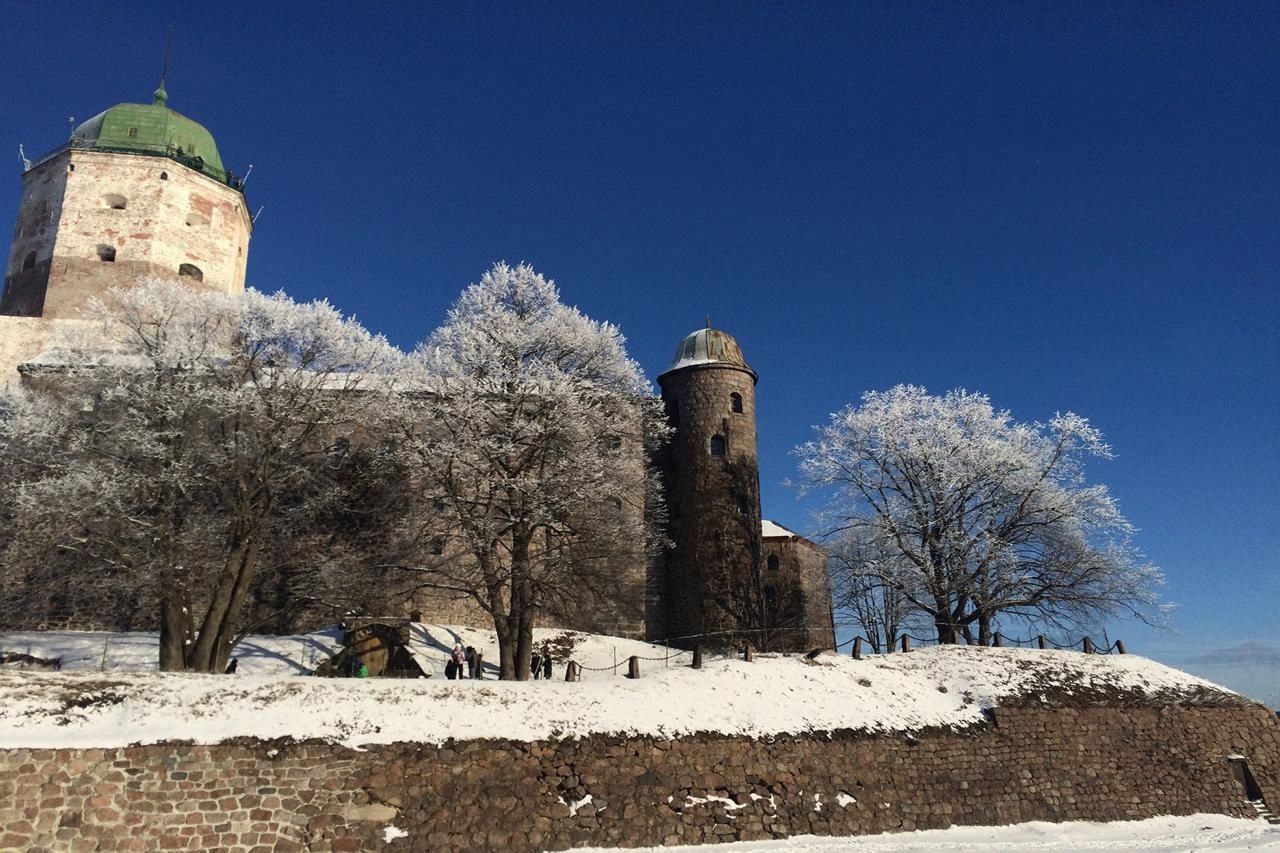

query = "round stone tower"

[
  {"left": 2, "top": 84, "right": 251, "bottom": 319},
  {"left": 656, "top": 325, "right": 766, "bottom": 649}
]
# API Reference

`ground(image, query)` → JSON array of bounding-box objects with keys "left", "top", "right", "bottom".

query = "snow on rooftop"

[
  {"left": 0, "top": 625, "right": 1243, "bottom": 750},
  {"left": 761, "top": 519, "right": 800, "bottom": 539}
]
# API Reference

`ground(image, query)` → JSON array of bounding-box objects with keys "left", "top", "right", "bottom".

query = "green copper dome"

[{"left": 69, "top": 90, "right": 227, "bottom": 179}]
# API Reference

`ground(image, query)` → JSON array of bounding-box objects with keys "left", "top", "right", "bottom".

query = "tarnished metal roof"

[{"left": 657, "top": 326, "right": 757, "bottom": 383}]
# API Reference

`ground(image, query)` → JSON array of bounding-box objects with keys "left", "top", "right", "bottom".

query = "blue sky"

[{"left": 2, "top": 2, "right": 1276, "bottom": 703}]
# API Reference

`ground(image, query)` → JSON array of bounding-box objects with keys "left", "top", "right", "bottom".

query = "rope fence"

[{"left": 563, "top": 628, "right": 1127, "bottom": 680}]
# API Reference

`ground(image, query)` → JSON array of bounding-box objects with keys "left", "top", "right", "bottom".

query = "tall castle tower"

[
  {"left": 657, "top": 325, "right": 766, "bottom": 648},
  {"left": 2, "top": 84, "right": 250, "bottom": 320}
]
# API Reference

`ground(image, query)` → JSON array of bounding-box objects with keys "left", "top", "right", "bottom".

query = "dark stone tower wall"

[{"left": 658, "top": 360, "right": 764, "bottom": 649}]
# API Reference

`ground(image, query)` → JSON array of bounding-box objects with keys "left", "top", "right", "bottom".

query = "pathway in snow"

[{"left": 577, "top": 814, "right": 1280, "bottom": 851}]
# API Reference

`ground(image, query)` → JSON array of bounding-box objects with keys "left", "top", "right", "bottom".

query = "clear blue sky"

[{"left": 2, "top": 2, "right": 1276, "bottom": 702}]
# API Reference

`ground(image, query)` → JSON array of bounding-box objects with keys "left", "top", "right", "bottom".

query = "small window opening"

[
  {"left": 767, "top": 555, "right": 780, "bottom": 572},
  {"left": 432, "top": 498, "right": 446, "bottom": 514},
  {"left": 67, "top": 163, "right": 75, "bottom": 173},
  {"left": 764, "top": 586, "right": 777, "bottom": 607},
  {"left": 159, "top": 171, "right": 169, "bottom": 180},
  {"left": 730, "top": 392, "right": 743, "bottom": 414},
  {"left": 127, "top": 128, "right": 138, "bottom": 139},
  {"left": 178, "top": 263, "right": 203, "bottom": 282},
  {"left": 21, "top": 251, "right": 37, "bottom": 272},
  {"left": 96, "top": 245, "right": 116, "bottom": 262},
  {"left": 102, "top": 194, "right": 127, "bottom": 210},
  {"left": 666, "top": 399, "right": 680, "bottom": 428},
  {"left": 710, "top": 434, "right": 727, "bottom": 457},
  {"left": 430, "top": 537, "right": 445, "bottom": 556},
  {"left": 605, "top": 496, "right": 623, "bottom": 513},
  {"left": 736, "top": 496, "right": 749, "bottom": 515}
]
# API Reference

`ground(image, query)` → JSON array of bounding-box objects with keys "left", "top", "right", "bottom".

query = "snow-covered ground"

[
  {"left": 578, "top": 814, "right": 1280, "bottom": 851},
  {"left": 0, "top": 625, "right": 1249, "bottom": 749}
]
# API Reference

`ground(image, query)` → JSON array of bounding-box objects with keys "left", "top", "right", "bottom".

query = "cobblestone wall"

[{"left": 1, "top": 705, "right": 1277, "bottom": 851}]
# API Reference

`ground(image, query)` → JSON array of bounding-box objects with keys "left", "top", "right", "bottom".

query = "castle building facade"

[{"left": 1, "top": 85, "right": 833, "bottom": 651}]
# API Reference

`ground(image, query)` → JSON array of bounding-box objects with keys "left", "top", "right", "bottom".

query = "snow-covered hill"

[{"left": 0, "top": 625, "right": 1250, "bottom": 750}]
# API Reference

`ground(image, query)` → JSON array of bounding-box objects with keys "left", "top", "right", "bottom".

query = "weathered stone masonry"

[{"left": 1, "top": 705, "right": 1277, "bottom": 851}]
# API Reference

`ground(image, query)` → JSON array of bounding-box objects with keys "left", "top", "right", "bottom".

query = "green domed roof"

[{"left": 70, "top": 90, "right": 225, "bottom": 177}]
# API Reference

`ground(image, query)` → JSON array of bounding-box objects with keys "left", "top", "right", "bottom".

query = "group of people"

[
  {"left": 446, "top": 643, "right": 481, "bottom": 679},
  {"left": 444, "top": 642, "right": 555, "bottom": 680}
]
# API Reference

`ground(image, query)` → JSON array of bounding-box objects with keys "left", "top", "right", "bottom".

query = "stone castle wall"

[
  {"left": 2, "top": 149, "right": 250, "bottom": 320},
  {"left": 762, "top": 535, "right": 836, "bottom": 651},
  {"left": 0, "top": 705, "right": 1276, "bottom": 851}
]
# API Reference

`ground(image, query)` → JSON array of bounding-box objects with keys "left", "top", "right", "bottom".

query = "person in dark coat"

[
  {"left": 542, "top": 647, "right": 552, "bottom": 680},
  {"left": 530, "top": 649, "right": 542, "bottom": 680},
  {"left": 225, "top": 658, "right": 238, "bottom": 675}
]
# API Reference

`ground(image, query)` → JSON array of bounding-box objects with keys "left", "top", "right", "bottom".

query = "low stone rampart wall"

[{"left": 1, "top": 705, "right": 1277, "bottom": 851}]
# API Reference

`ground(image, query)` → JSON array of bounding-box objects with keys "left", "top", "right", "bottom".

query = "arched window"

[
  {"left": 96, "top": 245, "right": 116, "bottom": 262},
  {"left": 159, "top": 171, "right": 169, "bottom": 180},
  {"left": 709, "top": 434, "right": 727, "bottom": 457},
  {"left": 102, "top": 194, "right": 127, "bottom": 210},
  {"left": 730, "top": 392, "right": 743, "bottom": 414},
  {"left": 21, "top": 251, "right": 36, "bottom": 272},
  {"left": 178, "top": 263, "right": 203, "bottom": 282},
  {"left": 767, "top": 555, "right": 779, "bottom": 572}
]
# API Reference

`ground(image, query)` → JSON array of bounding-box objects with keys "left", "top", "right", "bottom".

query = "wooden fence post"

[
  {"left": 1115, "top": 640, "right": 1126, "bottom": 655},
  {"left": 1082, "top": 637, "right": 1093, "bottom": 654},
  {"left": 900, "top": 635, "right": 911, "bottom": 653},
  {"left": 1037, "top": 635, "right": 1047, "bottom": 650},
  {"left": 627, "top": 656, "right": 641, "bottom": 679},
  {"left": 472, "top": 652, "right": 484, "bottom": 679},
  {"left": 993, "top": 632, "right": 1003, "bottom": 648},
  {"left": 565, "top": 661, "right": 579, "bottom": 682},
  {"left": 692, "top": 645, "right": 703, "bottom": 669},
  {"left": 852, "top": 637, "right": 862, "bottom": 660},
  {"left": 743, "top": 644, "right": 754, "bottom": 662}
]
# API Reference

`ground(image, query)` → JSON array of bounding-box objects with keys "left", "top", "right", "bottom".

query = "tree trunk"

[{"left": 158, "top": 583, "right": 190, "bottom": 672}]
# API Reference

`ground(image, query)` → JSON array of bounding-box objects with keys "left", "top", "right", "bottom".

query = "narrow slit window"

[
  {"left": 21, "top": 251, "right": 37, "bottom": 272},
  {"left": 764, "top": 586, "right": 777, "bottom": 607},
  {"left": 430, "top": 537, "right": 445, "bottom": 556},
  {"left": 730, "top": 392, "right": 743, "bottom": 414},
  {"left": 767, "top": 555, "right": 779, "bottom": 572},
  {"left": 710, "top": 434, "right": 727, "bottom": 457}
]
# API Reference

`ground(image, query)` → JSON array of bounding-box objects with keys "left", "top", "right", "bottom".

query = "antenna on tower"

[
  {"left": 705, "top": 315, "right": 712, "bottom": 330},
  {"left": 252, "top": 206, "right": 265, "bottom": 224},
  {"left": 240, "top": 164, "right": 254, "bottom": 187},
  {"left": 160, "top": 26, "right": 173, "bottom": 90},
  {"left": 154, "top": 26, "right": 173, "bottom": 105},
  {"left": 18, "top": 144, "right": 31, "bottom": 171}
]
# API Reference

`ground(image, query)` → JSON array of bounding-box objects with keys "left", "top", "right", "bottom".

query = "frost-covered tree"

[
  {"left": 827, "top": 525, "right": 923, "bottom": 653},
  {"left": 0, "top": 280, "right": 404, "bottom": 671},
  {"left": 796, "top": 385, "right": 1167, "bottom": 644},
  {"left": 393, "top": 263, "right": 668, "bottom": 679}
]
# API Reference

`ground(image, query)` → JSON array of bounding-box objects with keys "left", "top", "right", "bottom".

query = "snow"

[
  {"left": 381, "top": 825, "right": 408, "bottom": 842},
  {"left": 0, "top": 625, "right": 1242, "bottom": 750},
  {"left": 575, "top": 814, "right": 1280, "bottom": 851},
  {"left": 761, "top": 519, "right": 800, "bottom": 539}
]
